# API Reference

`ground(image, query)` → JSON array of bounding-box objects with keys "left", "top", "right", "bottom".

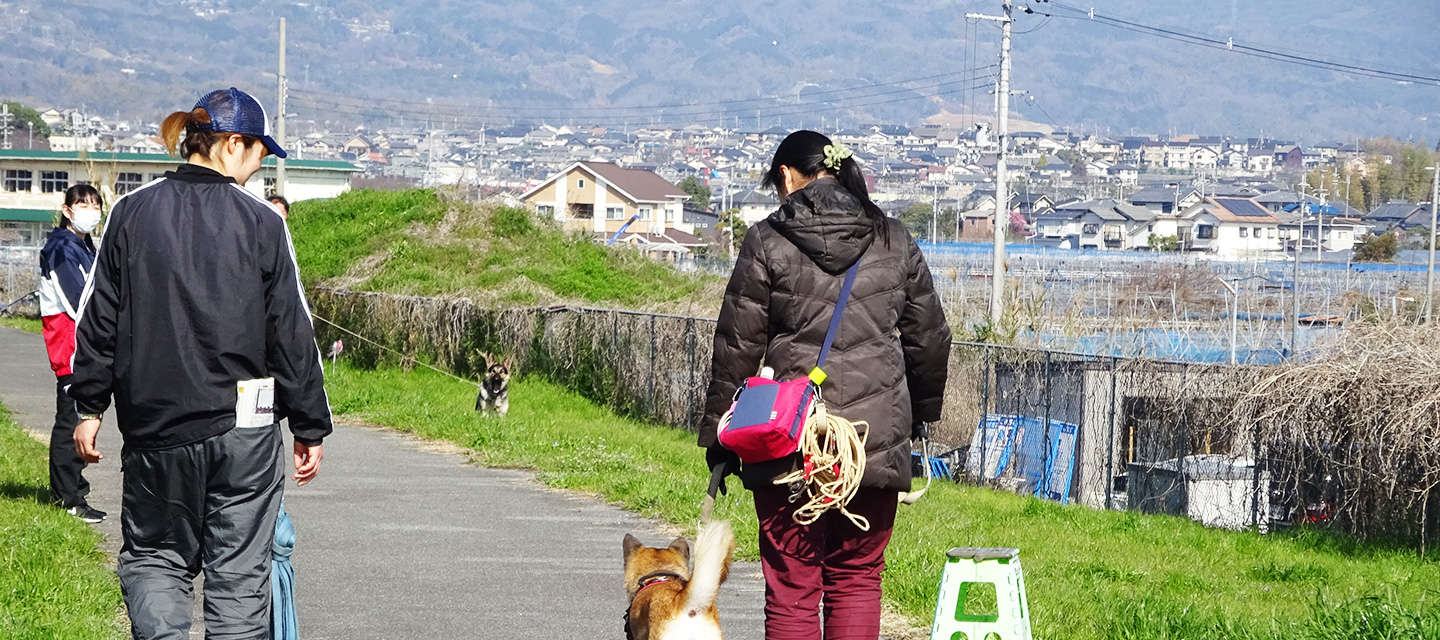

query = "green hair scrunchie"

[{"left": 823, "top": 142, "right": 854, "bottom": 170}]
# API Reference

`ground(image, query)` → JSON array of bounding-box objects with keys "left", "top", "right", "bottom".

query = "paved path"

[{"left": 0, "top": 327, "right": 767, "bottom": 639}]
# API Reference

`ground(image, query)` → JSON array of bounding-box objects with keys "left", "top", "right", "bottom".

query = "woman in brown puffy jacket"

[{"left": 700, "top": 130, "right": 951, "bottom": 639}]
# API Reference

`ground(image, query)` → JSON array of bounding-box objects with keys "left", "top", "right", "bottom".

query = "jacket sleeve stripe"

[{"left": 230, "top": 184, "right": 335, "bottom": 433}]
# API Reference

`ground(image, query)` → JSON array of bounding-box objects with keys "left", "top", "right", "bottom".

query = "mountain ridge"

[{"left": 1, "top": 0, "right": 1436, "bottom": 140}]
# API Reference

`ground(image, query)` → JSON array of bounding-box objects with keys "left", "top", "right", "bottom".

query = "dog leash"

[
  {"left": 700, "top": 464, "right": 725, "bottom": 523},
  {"left": 310, "top": 312, "right": 481, "bottom": 388},
  {"left": 900, "top": 424, "right": 934, "bottom": 506}
]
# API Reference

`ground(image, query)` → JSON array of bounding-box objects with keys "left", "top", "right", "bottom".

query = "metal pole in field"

[
  {"left": 1427, "top": 166, "right": 1438, "bottom": 324},
  {"left": 1105, "top": 356, "right": 1118, "bottom": 510},
  {"left": 967, "top": 0, "right": 1013, "bottom": 330},
  {"left": 1219, "top": 278, "right": 1237, "bottom": 365},
  {"left": 275, "top": 18, "right": 287, "bottom": 198}
]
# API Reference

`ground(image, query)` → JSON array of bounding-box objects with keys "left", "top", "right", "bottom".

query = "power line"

[
  {"left": 292, "top": 80, "right": 998, "bottom": 129},
  {"left": 288, "top": 65, "right": 997, "bottom": 115},
  {"left": 1023, "top": 94, "right": 1064, "bottom": 132},
  {"left": 289, "top": 74, "right": 998, "bottom": 125},
  {"left": 290, "top": 80, "right": 1000, "bottom": 128},
  {"left": 1041, "top": 1, "right": 1440, "bottom": 87}
]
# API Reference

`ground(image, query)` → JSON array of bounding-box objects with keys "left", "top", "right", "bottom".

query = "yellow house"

[{"left": 521, "top": 161, "right": 690, "bottom": 235}]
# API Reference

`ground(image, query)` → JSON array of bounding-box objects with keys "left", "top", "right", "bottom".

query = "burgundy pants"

[{"left": 754, "top": 485, "right": 899, "bottom": 640}]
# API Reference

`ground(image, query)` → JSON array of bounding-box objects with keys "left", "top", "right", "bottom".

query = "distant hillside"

[
  {"left": 2, "top": 0, "right": 1437, "bottom": 139},
  {"left": 286, "top": 189, "right": 721, "bottom": 313}
]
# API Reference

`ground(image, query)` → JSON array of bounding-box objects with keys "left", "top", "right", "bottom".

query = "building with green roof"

[{"left": 0, "top": 150, "right": 361, "bottom": 224}]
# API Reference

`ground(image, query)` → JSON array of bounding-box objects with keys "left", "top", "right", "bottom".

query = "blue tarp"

[{"left": 968, "top": 414, "right": 1079, "bottom": 504}]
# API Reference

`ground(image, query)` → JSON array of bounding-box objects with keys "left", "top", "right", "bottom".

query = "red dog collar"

[{"left": 636, "top": 570, "right": 682, "bottom": 595}]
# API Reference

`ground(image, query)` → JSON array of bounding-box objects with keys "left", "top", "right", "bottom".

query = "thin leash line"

[{"left": 309, "top": 312, "right": 478, "bottom": 387}]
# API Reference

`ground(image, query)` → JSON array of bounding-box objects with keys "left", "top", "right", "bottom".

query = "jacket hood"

[{"left": 768, "top": 178, "right": 876, "bottom": 274}]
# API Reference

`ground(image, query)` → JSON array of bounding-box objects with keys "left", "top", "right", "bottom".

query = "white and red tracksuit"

[
  {"left": 39, "top": 226, "right": 95, "bottom": 377},
  {"left": 39, "top": 225, "right": 96, "bottom": 510}
]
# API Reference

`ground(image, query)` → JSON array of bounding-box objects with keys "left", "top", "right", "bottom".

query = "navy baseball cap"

[{"left": 193, "top": 87, "right": 287, "bottom": 158}]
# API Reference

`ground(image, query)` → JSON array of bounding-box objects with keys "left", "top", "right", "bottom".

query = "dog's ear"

[
  {"left": 668, "top": 537, "right": 690, "bottom": 564},
  {"left": 623, "top": 533, "right": 642, "bottom": 560},
  {"left": 503, "top": 356, "right": 513, "bottom": 372}
]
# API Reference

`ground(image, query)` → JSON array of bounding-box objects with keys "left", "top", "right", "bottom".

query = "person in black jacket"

[
  {"left": 69, "top": 87, "right": 331, "bottom": 640},
  {"left": 700, "top": 131, "right": 951, "bottom": 640}
]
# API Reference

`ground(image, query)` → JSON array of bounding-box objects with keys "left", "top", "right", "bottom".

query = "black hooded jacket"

[
  {"left": 699, "top": 178, "right": 951, "bottom": 491},
  {"left": 68, "top": 164, "right": 333, "bottom": 449}
]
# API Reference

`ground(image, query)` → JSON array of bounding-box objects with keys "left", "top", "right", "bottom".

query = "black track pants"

[
  {"left": 48, "top": 375, "right": 91, "bottom": 508},
  {"left": 118, "top": 424, "right": 284, "bottom": 640}
]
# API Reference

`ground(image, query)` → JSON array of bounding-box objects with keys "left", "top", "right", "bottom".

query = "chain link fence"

[
  {"left": 1, "top": 247, "right": 40, "bottom": 316},
  {"left": 310, "top": 288, "right": 1440, "bottom": 552}
]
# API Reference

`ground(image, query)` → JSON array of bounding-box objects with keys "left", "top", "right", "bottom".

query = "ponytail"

[
  {"left": 831, "top": 154, "right": 890, "bottom": 247},
  {"left": 763, "top": 130, "right": 890, "bottom": 247},
  {"left": 161, "top": 108, "right": 212, "bottom": 157},
  {"left": 159, "top": 105, "right": 257, "bottom": 160}
]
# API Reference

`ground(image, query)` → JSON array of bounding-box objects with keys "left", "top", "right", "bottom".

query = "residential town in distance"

[{"left": 4, "top": 103, "right": 1437, "bottom": 263}]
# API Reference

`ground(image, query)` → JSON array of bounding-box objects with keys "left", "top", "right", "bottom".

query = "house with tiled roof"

[
  {"left": 732, "top": 188, "right": 780, "bottom": 225},
  {"left": 520, "top": 161, "right": 692, "bottom": 237},
  {"left": 1127, "top": 185, "right": 1202, "bottom": 215},
  {"left": 1178, "top": 197, "right": 1283, "bottom": 257},
  {"left": 1031, "top": 199, "right": 1157, "bottom": 250},
  {"left": 1364, "top": 200, "right": 1432, "bottom": 231}
]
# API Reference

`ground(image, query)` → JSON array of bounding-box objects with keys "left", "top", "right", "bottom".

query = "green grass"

[
  {"left": 287, "top": 188, "right": 449, "bottom": 285},
  {"left": 288, "top": 189, "right": 717, "bottom": 307},
  {"left": 0, "top": 404, "right": 123, "bottom": 639},
  {"left": 325, "top": 361, "right": 1440, "bottom": 640},
  {"left": 0, "top": 317, "right": 42, "bottom": 334}
]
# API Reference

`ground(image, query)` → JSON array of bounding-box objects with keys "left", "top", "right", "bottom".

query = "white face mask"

[{"left": 69, "top": 206, "right": 102, "bottom": 235}]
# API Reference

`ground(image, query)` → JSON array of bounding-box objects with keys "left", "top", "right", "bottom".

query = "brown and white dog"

[
  {"left": 473, "top": 353, "right": 511, "bottom": 416},
  {"left": 622, "top": 520, "right": 735, "bottom": 640}
]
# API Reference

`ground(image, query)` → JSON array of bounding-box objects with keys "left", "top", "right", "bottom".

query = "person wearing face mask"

[
  {"left": 39, "top": 183, "right": 106, "bottom": 523},
  {"left": 67, "top": 87, "right": 332, "bottom": 639}
]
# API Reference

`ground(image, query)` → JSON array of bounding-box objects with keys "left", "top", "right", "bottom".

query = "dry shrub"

[{"left": 1228, "top": 323, "right": 1440, "bottom": 547}]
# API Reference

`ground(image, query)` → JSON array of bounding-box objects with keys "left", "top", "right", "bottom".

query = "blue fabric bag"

[{"left": 272, "top": 501, "right": 299, "bottom": 640}]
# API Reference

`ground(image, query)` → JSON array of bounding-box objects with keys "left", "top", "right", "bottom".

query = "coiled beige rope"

[{"left": 772, "top": 402, "right": 870, "bottom": 531}]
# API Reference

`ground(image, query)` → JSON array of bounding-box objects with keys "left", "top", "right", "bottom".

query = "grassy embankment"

[
  {"left": 324, "top": 363, "right": 1440, "bottom": 640},
  {"left": 286, "top": 188, "right": 720, "bottom": 311},
  {"left": 0, "top": 403, "right": 124, "bottom": 639}
]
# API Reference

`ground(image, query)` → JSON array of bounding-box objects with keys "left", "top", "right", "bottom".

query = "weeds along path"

[{"left": 0, "top": 327, "right": 768, "bottom": 639}]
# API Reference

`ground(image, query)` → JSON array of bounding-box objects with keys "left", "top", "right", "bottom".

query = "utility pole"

[
  {"left": 931, "top": 184, "right": 939, "bottom": 244},
  {"left": 1292, "top": 183, "right": 1306, "bottom": 357},
  {"left": 968, "top": 0, "right": 1013, "bottom": 329},
  {"left": 1426, "top": 166, "right": 1439, "bottom": 323},
  {"left": 275, "top": 18, "right": 287, "bottom": 198}
]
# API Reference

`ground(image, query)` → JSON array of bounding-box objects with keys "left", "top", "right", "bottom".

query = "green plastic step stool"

[{"left": 929, "top": 547, "right": 1032, "bottom": 640}]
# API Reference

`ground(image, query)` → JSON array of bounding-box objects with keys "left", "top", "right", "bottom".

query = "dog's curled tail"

[{"left": 684, "top": 520, "right": 735, "bottom": 614}]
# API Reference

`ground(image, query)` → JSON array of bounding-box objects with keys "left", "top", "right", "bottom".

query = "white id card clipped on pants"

[{"left": 235, "top": 378, "right": 276, "bottom": 428}]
